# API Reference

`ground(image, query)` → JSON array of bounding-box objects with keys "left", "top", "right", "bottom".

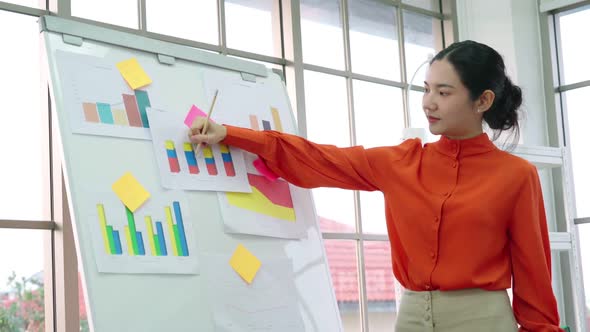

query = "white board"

[{"left": 41, "top": 15, "right": 342, "bottom": 332}]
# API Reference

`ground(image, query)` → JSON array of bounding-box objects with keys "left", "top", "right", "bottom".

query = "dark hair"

[{"left": 431, "top": 40, "right": 522, "bottom": 142}]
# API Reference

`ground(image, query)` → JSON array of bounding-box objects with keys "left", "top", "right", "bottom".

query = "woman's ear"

[{"left": 477, "top": 90, "right": 495, "bottom": 113}]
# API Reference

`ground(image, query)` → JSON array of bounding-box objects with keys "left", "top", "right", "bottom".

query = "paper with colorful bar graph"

[
  {"left": 84, "top": 187, "right": 199, "bottom": 274},
  {"left": 218, "top": 154, "right": 310, "bottom": 239},
  {"left": 54, "top": 51, "right": 161, "bottom": 140},
  {"left": 146, "top": 107, "right": 250, "bottom": 192},
  {"left": 201, "top": 72, "right": 311, "bottom": 238}
]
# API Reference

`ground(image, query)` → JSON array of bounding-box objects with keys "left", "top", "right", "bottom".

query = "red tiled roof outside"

[
  {"left": 320, "top": 217, "right": 396, "bottom": 303},
  {"left": 78, "top": 274, "right": 87, "bottom": 319}
]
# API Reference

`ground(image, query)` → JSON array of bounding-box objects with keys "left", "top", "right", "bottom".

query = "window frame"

[{"left": 539, "top": 1, "right": 590, "bottom": 330}]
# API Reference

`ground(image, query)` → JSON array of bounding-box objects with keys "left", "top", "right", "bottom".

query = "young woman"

[{"left": 190, "top": 40, "right": 562, "bottom": 331}]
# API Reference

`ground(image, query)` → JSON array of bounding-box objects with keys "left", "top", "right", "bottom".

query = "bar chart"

[
  {"left": 88, "top": 191, "right": 198, "bottom": 274},
  {"left": 216, "top": 103, "right": 309, "bottom": 239},
  {"left": 82, "top": 89, "right": 151, "bottom": 128},
  {"left": 96, "top": 200, "right": 189, "bottom": 257},
  {"left": 146, "top": 102, "right": 250, "bottom": 192},
  {"left": 162, "top": 140, "right": 237, "bottom": 178},
  {"left": 56, "top": 51, "right": 156, "bottom": 140},
  {"left": 249, "top": 107, "right": 283, "bottom": 132}
]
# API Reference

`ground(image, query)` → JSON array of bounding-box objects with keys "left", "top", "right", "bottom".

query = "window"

[
  {"left": 225, "top": 0, "right": 281, "bottom": 56},
  {"left": 300, "top": 0, "right": 346, "bottom": 70},
  {"left": 551, "top": 3, "right": 590, "bottom": 329},
  {"left": 0, "top": 9, "right": 50, "bottom": 331},
  {"left": 348, "top": 0, "right": 400, "bottom": 80},
  {"left": 299, "top": 1, "right": 448, "bottom": 329},
  {"left": 146, "top": 0, "right": 219, "bottom": 45},
  {"left": 1, "top": 0, "right": 43, "bottom": 9},
  {"left": 71, "top": 0, "right": 138, "bottom": 28}
]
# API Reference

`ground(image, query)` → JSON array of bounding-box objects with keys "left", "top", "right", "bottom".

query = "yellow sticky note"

[
  {"left": 111, "top": 172, "right": 150, "bottom": 212},
  {"left": 116, "top": 58, "right": 152, "bottom": 90},
  {"left": 229, "top": 244, "right": 261, "bottom": 284}
]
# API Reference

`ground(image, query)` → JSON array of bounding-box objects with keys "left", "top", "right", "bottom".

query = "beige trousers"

[{"left": 395, "top": 288, "right": 518, "bottom": 332}]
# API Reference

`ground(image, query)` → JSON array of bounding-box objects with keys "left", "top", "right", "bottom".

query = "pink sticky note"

[
  {"left": 253, "top": 158, "right": 279, "bottom": 181},
  {"left": 184, "top": 105, "right": 215, "bottom": 127}
]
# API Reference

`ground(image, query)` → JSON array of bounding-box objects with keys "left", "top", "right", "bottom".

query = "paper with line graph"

[
  {"left": 147, "top": 108, "right": 250, "bottom": 192},
  {"left": 202, "top": 254, "right": 304, "bottom": 332}
]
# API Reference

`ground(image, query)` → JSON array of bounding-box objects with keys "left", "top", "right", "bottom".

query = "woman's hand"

[{"left": 188, "top": 117, "right": 227, "bottom": 145}]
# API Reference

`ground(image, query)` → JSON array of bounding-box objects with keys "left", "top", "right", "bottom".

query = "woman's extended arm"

[{"left": 189, "top": 118, "right": 415, "bottom": 191}]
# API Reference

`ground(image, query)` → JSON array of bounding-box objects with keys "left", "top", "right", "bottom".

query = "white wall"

[
  {"left": 455, "top": 0, "right": 549, "bottom": 147},
  {"left": 454, "top": 0, "right": 569, "bottom": 320},
  {"left": 455, "top": 0, "right": 559, "bottom": 232}
]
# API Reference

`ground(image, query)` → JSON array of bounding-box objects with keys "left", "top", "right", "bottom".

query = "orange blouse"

[{"left": 222, "top": 125, "right": 562, "bottom": 331}]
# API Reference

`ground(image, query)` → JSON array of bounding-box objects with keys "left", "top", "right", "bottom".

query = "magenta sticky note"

[
  {"left": 184, "top": 105, "right": 215, "bottom": 127},
  {"left": 253, "top": 158, "right": 279, "bottom": 181}
]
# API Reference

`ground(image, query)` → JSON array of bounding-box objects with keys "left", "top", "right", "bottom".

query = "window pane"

[
  {"left": 228, "top": 55, "right": 284, "bottom": 72},
  {"left": 226, "top": 0, "right": 280, "bottom": 56},
  {"left": 403, "top": 0, "right": 440, "bottom": 12},
  {"left": 72, "top": 0, "right": 138, "bottom": 29},
  {"left": 315, "top": 188, "right": 356, "bottom": 232},
  {"left": 1, "top": 0, "right": 42, "bottom": 9},
  {"left": 0, "top": 11, "right": 47, "bottom": 221},
  {"left": 353, "top": 80, "right": 403, "bottom": 233},
  {"left": 323, "top": 239, "right": 361, "bottom": 332},
  {"left": 0, "top": 229, "right": 46, "bottom": 331},
  {"left": 364, "top": 241, "right": 396, "bottom": 331},
  {"left": 300, "top": 0, "right": 345, "bottom": 69},
  {"left": 404, "top": 10, "right": 441, "bottom": 88},
  {"left": 564, "top": 87, "right": 590, "bottom": 325},
  {"left": 577, "top": 226, "right": 590, "bottom": 327},
  {"left": 304, "top": 71, "right": 354, "bottom": 231},
  {"left": 558, "top": 7, "right": 590, "bottom": 84},
  {"left": 359, "top": 191, "right": 386, "bottom": 234},
  {"left": 304, "top": 71, "right": 350, "bottom": 148},
  {"left": 353, "top": 80, "right": 404, "bottom": 148},
  {"left": 146, "top": 0, "right": 218, "bottom": 45},
  {"left": 348, "top": 0, "right": 400, "bottom": 80}
]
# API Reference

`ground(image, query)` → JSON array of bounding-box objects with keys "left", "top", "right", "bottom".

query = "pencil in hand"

[{"left": 194, "top": 89, "right": 219, "bottom": 157}]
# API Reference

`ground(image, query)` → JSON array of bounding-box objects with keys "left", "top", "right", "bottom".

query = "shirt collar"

[{"left": 431, "top": 132, "right": 497, "bottom": 158}]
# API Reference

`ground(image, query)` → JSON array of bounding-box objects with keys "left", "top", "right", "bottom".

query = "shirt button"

[
  {"left": 430, "top": 252, "right": 435, "bottom": 258},
  {"left": 443, "top": 192, "right": 450, "bottom": 197},
  {"left": 424, "top": 314, "right": 431, "bottom": 321},
  {"left": 434, "top": 216, "right": 439, "bottom": 223},
  {"left": 425, "top": 284, "right": 431, "bottom": 290},
  {"left": 452, "top": 162, "right": 458, "bottom": 168}
]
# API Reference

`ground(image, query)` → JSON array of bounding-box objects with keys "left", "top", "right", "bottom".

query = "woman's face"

[{"left": 422, "top": 59, "right": 484, "bottom": 139}]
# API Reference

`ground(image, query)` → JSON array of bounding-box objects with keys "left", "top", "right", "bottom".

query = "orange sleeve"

[
  {"left": 509, "top": 164, "right": 562, "bottom": 332},
  {"left": 222, "top": 125, "right": 414, "bottom": 191}
]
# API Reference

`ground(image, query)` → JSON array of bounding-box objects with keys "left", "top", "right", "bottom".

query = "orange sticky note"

[
  {"left": 116, "top": 58, "right": 152, "bottom": 90},
  {"left": 111, "top": 172, "right": 150, "bottom": 212},
  {"left": 229, "top": 244, "right": 261, "bottom": 284}
]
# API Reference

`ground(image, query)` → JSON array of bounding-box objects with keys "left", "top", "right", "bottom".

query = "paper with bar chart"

[
  {"left": 84, "top": 190, "right": 199, "bottom": 274},
  {"left": 202, "top": 254, "right": 304, "bottom": 332},
  {"left": 55, "top": 51, "right": 158, "bottom": 140},
  {"left": 147, "top": 108, "right": 250, "bottom": 192},
  {"left": 200, "top": 74, "right": 309, "bottom": 238}
]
